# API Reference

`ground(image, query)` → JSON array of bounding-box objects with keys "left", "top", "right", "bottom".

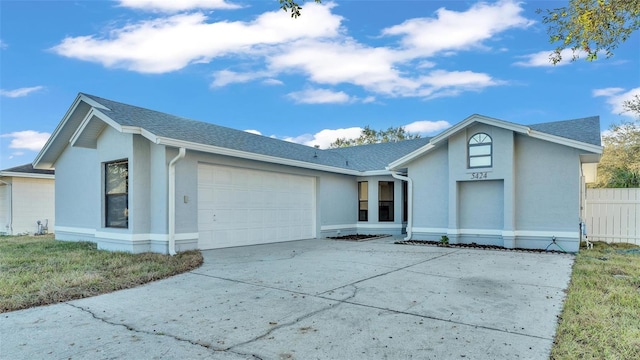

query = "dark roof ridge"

[{"left": 1, "top": 163, "right": 55, "bottom": 175}]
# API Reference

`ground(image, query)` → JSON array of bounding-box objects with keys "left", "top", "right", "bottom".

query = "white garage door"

[{"left": 197, "top": 164, "right": 316, "bottom": 250}]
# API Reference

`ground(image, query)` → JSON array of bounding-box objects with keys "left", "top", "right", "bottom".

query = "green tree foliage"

[
  {"left": 330, "top": 126, "right": 420, "bottom": 148},
  {"left": 539, "top": 0, "right": 640, "bottom": 64},
  {"left": 594, "top": 121, "right": 640, "bottom": 188},
  {"left": 623, "top": 95, "right": 640, "bottom": 116},
  {"left": 279, "top": 0, "right": 321, "bottom": 18}
]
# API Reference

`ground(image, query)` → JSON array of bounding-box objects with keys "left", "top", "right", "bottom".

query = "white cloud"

[
  {"left": 1, "top": 130, "right": 51, "bottom": 151},
  {"left": 416, "top": 70, "right": 500, "bottom": 98},
  {"left": 262, "top": 78, "right": 283, "bottom": 86},
  {"left": 8, "top": 151, "right": 25, "bottom": 160},
  {"left": 51, "top": 4, "right": 342, "bottom": 74},
  {"left": 382, "top": 0, "right": 533, "bottom": 56},
  {"left": 284, "top": 127, "right": 363, "bottom": 149},
  {"left": 118, "top": 0, "right": 240, "bottom": 12},
  {"left": 404, "top": 120, "right": 451, "bottom": 134},
  {"left": 244, "top": 129, "right": 261, "bottom": 135},
  {"left": 211, "top": 70, "right": 265, "bottom": 87},
  {"left": 513, "top": 48, "right": 585, "bottom": 67},
  {"left": 287, "top": 88, "right": 353, "bottom": 104},
  {"left": 593, "top": 87, "right": 640, "bottom": 116},
  {"left": 593, "top": 87, "right": 624, "bottom": 98},
  {"left": 51, "top": 1, "right": 530, "bottom": 100},
  {"left": 0, "top": 86, "right": 44, "bottom": 98},
  {"left": 0, "top": 39, "right": 7, "bottom": 49},
  {"left": 270, "top": 42, "right": 501, "bottom": 99}
]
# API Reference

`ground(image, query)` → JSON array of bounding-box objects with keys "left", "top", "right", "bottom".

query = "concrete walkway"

[{"left": 0, "top": 238, "right": 575, "bottom": 359}]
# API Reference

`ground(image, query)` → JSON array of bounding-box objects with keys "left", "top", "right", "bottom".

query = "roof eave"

[
  {"left": 33, "top": 93, "right": 108, "bottom": 170},
  {"left": 157, "top": 137, "right": 363, "bottom": 176},
  {"left": 528, "top": 130, "right": 603, "bottom": 154},
  {"left": 0, "top": 172, "right": 55, "bottom": 179}
]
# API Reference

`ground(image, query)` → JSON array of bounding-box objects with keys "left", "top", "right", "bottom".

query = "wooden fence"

[{"left": 584, "top": 188, "right": 640, "bottom": 245}]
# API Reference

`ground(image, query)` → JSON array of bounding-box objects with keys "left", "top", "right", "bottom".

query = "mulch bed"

[
  {"left": 395, "top": 240, "right": 569, "bottom": 254},
  {"left": 327, "top": 234, "right": 390, "bottom": 242}
]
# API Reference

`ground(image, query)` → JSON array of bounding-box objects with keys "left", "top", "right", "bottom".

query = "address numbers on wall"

[{"left": 470, "top": 172, "right": 488, "bottom": 180}]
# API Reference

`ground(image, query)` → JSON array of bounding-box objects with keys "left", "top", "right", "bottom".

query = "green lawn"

[
  {"left": 551, "top": 241, "right": 640, "bottom": 359},
  {"left": 0, "top": 235, "right": 202, "bottom": 313}
]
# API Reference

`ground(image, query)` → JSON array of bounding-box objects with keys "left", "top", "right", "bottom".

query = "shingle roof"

[
  {"left": 1, "top": 163, "right": 55, "bottom": 175},
  {"left": 327, "top": 137, "right": 431, "bottom": 171},
  {"left": 79, "top": 93, "right": 601, "bottom": 173},
  {"left": 529, "top": 116, "right": 601, "bottom": 146}
]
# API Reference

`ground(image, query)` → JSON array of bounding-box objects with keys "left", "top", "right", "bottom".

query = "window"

[
  {"left": 378, "top": 181, "right": 394, "bottom": 222},
  {"left": 468, "top": 133, "right": 492, "bottom": 168},
  {"left": 105, "top": 160, "right": 128, "bottom": 228},
  {"left": 358, "top": 181, "right": 368, "bottom": 221}
]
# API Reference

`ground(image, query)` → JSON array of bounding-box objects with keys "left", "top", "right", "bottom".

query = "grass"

[
  {"left": 0, "top": 234, "right": 203, "bottom": 313},
  {"left": 551, "top": 241, "right": 640, "bottom": 359}
]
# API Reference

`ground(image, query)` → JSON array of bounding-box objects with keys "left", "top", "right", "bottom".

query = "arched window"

[{"left": 468, "top": 133, "right": 492, "bottom": 168}]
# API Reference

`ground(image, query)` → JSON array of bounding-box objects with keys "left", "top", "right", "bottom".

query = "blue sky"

[{"left": 1, "top": 0, "right": 638, "bottom": 170}]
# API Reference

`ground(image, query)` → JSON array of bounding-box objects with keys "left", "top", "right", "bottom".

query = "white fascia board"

[
  {"left": 0, "top": 172, "right": 54, "bottom": 179},
  {"left": 79, "top": 94, "right": 110, "bottom": 110},
  {"left": 34, "top": 94, "right": 113, "bottom": 169},
  {"left": 361, "top": 169, "right": 396, "bottom": 176},
  {"left": 388, "top": 115, "right": 530, "bottom": 170},
  {"left": 33, "top": 94, "right": 87, "bottom": 169},
  {"left": 90, "top": 109, "right": 123, "bottom": 132},
  {"left": 528, "top": 130, "right": 603, "bottom": 154},
  {"left": 120, "top": 125, "right": 159, "bottom": 144},
  {"left": 157, "top": 137, "right": 363, "bottom": 176},
  {"left": 430, "top": 114, "right": 529, "bottom": 144}
]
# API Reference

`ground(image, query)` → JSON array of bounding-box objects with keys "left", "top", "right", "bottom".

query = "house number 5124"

[{"left": 471, "top": 172, "right": 488, "bottom": 180}]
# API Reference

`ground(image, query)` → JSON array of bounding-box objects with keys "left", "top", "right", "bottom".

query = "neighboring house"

[
  {"left": 0, "top": 164, "right": 55, "bottom": 235},
  {"left": 33, "top": 93, "right": 602, "bottom": 253}
]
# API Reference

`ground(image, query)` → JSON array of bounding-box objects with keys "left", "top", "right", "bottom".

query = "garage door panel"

[{"left": 198, "top": 164, "right": 315, "bottom": 250}]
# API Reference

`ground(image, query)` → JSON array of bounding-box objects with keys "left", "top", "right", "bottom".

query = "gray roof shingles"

[
  {"left": 1, "top": 163, "right": 54, "bottom": 175},
  {"left": 81, "top": 93, "right": 601, "bottom": 172},
  {"left": 529, "top": 116, "right": 601, "bottom": 146}
]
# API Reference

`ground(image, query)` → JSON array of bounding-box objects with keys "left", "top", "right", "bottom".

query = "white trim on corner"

[
  {"left": 94, "top": 231, "right": 150, "bottom": 242},
  {"left": 149, "top": 232, "right": 200, "bottom": 241},
  {"left": 54, "top": 227, "right": 200, "bottom": 242},
  {"left": 511, "top": 230, "right": 578, "bottom": 239},
  {"left": 321, "top": 224, "right": 357, "bottom": 231},
  {"left": 94, "top": 231, "right": 199, "bottom": 242},
  {"left": 412, "top": 227, "right": 448, "bottom": 234},
  {"left": 357, "top": 223, "right": 404, "bottom": 229},
  {"left": 412, "top": 228, "right": 578, "bottom": 239},
  {"left": 55, "top": 226, "right": 96, "bottom": 236},
  {"left": 448, "top": 228, "right": 503, "bottom": 236}
]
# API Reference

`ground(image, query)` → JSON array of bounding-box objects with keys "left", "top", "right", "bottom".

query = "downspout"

[
  {"left": 0, "top": 180, "right": 11, "bottom": 235},
  {"left": 168, "top": 148, "right": 186, "bottom": 256},
  {"left": 390, "top": 171, "right": 412, "bottom": 241}
]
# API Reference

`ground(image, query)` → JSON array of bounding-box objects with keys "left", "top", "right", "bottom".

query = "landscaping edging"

[{"left": 395, "top": 240, "right": 570, "bottom": 254}]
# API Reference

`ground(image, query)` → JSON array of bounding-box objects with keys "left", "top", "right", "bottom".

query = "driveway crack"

[
  {"left": 65, "top": 303, "right": 263, "bottom": 358},
  {"left": 317, "top": 249, "right": 461, "bottom": 296},
  {"left": 224, "top": 285, "right": 359, "bottom": 354}
]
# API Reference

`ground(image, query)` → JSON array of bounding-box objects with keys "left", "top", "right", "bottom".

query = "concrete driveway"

[{"left": 1, "top": 238, "right": 574, "bottom": 359}]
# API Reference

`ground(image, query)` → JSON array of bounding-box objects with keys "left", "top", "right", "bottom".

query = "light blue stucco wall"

[
  {"left": 409, "top": 145, "right": 449, "bottom": 231},
  {"left": 406, "top": 123, "right": 584, "bottom": 251},
  {"left": 55, "top": 125, "right": 383, "bottom": 253}
]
